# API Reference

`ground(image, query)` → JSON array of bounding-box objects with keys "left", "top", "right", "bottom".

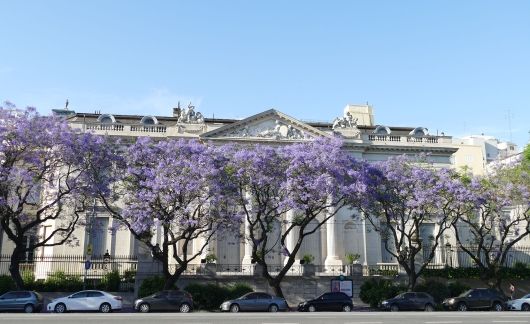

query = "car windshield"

[{"left": 459, "top": 290, "right": 473, "bottom": 297}]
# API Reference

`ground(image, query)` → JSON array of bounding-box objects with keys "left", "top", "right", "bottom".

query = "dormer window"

[
  {"left": 373, "top": 125, "right": 391, "bottom": 135},
  {"left": 140, "top": 116, "right": 158, "bottom": 125},
  {"left": 409, "top": 127, "right": 429, "bottom": 137},
  {"left": 97, "top": 114, "right": 116, "bottom": 124}
]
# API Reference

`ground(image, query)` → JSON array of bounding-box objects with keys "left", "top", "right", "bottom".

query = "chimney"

[{"left": 173, "top": 101, "right": 181, "bottom": 117}]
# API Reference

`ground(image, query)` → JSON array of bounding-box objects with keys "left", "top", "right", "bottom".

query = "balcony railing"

[
  {"left": 367, "top": 134, "right": 440, "bottom": 144},
  {"left": 84, "top": 123, "right": 167, "bottom": 133}
]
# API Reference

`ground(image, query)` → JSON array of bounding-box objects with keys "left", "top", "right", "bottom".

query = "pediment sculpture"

[{"left": 226, "top": 119, "right": 309, "bottom": 140}]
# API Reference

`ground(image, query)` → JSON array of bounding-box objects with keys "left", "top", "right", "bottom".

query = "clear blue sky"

[{"left": 1, "top": 1, "right": 529, "bottom": 148}]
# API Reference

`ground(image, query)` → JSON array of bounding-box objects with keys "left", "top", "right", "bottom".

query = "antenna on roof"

[{"left": 65, "top": 99, "right": 69, "bottom": 110}]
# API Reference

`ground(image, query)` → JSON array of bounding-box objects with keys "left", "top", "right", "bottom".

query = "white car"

[
  {"left": 47, "top": 290, "right": 122, "bottom": 313},
  {"left": 507, "top": 294, "right": 530, "bottom": 311}
]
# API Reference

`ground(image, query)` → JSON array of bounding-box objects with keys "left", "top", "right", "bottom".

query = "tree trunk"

[
  {"left": 270, "top": 280, "right": 285, "bottom": 300},
  {"left": 163, "top": 265, "right": 186, "bottom": 290},
  {"left": 407, "top": 272, "right": 418, "bottom": 291},
  {"left": 9, "top": 248, "right": 25, "bottom": 289}
]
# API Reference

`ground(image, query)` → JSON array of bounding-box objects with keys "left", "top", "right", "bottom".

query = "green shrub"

[
  {"left": 184, "top": 282, "right": 253, "bottom": 311},
  {"left": 99, "top": 270, "right": 120, "bottom": 291},
  {"left": 413, "top": 279, "right": 470, "bottom": 304},
  {"left": 447, "top": 281, "right": 470, "bottom": 297},
  {"left": 359, "top": 278, "right": 406, "bottom": 308},
  {"left": 39, "top": 271, "right": 83, "bottom": 292},
  {"left": 138, "top": 276, "right": 168, "bottom": 298},
  {"left": 414, "top": 279, "right": 450, "bottom": 303},
  {"left": 0, "top": 275, "right": 16, "bottom": 294},
  {"left": 123, "top": 269, "right": 136, "bottom": 283}
]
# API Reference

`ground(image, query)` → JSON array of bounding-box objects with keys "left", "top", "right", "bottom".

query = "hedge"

[
  {"left": 359, "top": 278, "right": 407, "bottom": 308},
  {"left": 184, "top": 283, "right": 253, "bottom": 311},
  {"left": 422, "top": 263, "right": 530, "bottom": 280}
]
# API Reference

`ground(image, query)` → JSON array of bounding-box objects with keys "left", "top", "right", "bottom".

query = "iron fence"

[
  {"left": 0, "top": 254, "right": 137, "bottom": 291},
  {"left": 422, "top": 245, "right": 530, "bottom": 269}
]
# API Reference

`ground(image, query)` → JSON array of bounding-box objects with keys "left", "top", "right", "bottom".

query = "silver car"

[{"left": 220, "top": 292, "right": 288, "bottom": 312}]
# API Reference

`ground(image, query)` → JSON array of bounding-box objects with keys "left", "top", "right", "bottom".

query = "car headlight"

[
  {"left": 381, "top": 301, "right": 388, "bottom": 305},
  {"left": 447, "top": 298, "right": 455, "bottom": 305}
]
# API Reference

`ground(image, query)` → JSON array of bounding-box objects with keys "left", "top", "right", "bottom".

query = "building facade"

[{"left": 7, "top": 103, "right": 524, "bottom": 281}]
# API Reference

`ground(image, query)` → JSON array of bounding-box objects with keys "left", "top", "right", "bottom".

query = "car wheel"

[
  {"left": 268, "top": 304, "right": 279, "bottom": 312},
  {"left": 522, "top": 303, "right": 530, "bottom": 311},
  {"left": 308, "top": 305, "right": 316, "bottom": 312},
  {"left": 390, "top": 304, "right": 399, "bottom": 312},
  {"left": 457, "top": 303, "right": 467, "bottom": 311},
  {"left": 138, "top": 303, "right": 150, "bottom": 313},
  {"left": 54, "top": 303, "right": 66, "bottom": 313},
  {"left": 179, "top": 303, "right": 191, "bottom": 313},
  {"left": 492, "top": 302, "right": 503, "bottom": 312},
  {"left": 424, "top": 304, "right": 434, "bottom": 312},
  {"left": 230, "top": 304, "right": 240, "bottom": 313},
  {"left": 342, "top": 304, "right": 352, "bottom": 312},
  {"left": 99, "top": 303, "right": 112, "bottom": 313},
  {"left": 23, "top": 304, "right": 35, "bottom": 313}
]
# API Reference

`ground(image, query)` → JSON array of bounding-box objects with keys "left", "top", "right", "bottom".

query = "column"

[
  {"left": 241, "top": 191, "right": 254, "bottom": 264},
  {"left": 283, "top": 210, "right": 300, "bottom": 265},
  {"left": 324, "top": 205, "right": 342, "bottom": 267},
  {"left": 362, "top": 213, "right": 368, "bottom": 266}
]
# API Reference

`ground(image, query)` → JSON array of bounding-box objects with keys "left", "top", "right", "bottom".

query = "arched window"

[
  {"left": 409, "top": 127, "right": 429, "bottom": 136},
  {"left": 140, "top": 116, "right": 158, "bottom": 125},
  {"left": 373, "top": 125, "right": 391, "bottom": 135},
  {"left": 97, "top": 114, "right": 116, "bottom": 124}
]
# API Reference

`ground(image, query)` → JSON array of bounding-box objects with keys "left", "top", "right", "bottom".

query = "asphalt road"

[{"left": 0, "top": 312, "right": 529, "bottom": 324}]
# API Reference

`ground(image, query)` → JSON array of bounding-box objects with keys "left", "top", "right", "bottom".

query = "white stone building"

[{"left": 1, "top": 104, "right": 462, "bottom": 277}]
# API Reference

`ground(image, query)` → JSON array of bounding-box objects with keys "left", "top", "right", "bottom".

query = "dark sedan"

[
  {"left": 134, "top": 290, "right": 193, "bottom": 313},
  {"left": 298, "top": 292, "right": 353, "bottom": 312},
  {"left": 380, "top": 292, "right": 435, "bottom": 312},
  {"left": 0, "top": 291, "right": 43, "bottom": 313},
  {"left": 220, "top": 292, "right": 288, "bottom": 312},
  {"left": 442, "top": 288, "right": 508, "bottom": 311}
]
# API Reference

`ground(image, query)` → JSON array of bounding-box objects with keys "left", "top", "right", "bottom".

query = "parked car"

[
  {"left": 134, "top": 290, "right": 193, "bottom": 313},
  {"left": 220, "top": 292, "right": 288, "bottom": 312},
  {"left": 298, "top": 292, "right": 353, "bottom": 312},
  {"left": 507, "top": 294, "right": 530, "bottom": 311},
  {"left": 442, "top": 288, "right": 508, "bottom": 311},
  {"left": 46, "top": 290, "right": 122, "bottom": 313},
  {"left": 0, "top": 291, "right": 43, "bottom": 313},
  {"left": 380, "top": 292, "right": 435, "bottom": 312}
]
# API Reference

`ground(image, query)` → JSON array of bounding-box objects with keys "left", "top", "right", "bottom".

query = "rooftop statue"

[{"left": 177, "top": 102, "right": 204, "bottom": 124}]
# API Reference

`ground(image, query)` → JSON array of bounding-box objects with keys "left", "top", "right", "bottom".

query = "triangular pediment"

[{"left": 201, "top": 109, "right": 330, "bottom": 141}]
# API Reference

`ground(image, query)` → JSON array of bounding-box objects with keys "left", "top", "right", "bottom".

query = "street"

[{"left": 0, "top": 312, "right": 529, "bottom": 324}]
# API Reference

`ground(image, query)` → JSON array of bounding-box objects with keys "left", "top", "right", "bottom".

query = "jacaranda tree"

[
  {"left": 98, "top": 138, "right": 240, "bottom": 289},
  {"left": 452, "top": 170, "right": 530, "bottom": 289},
  {"left": 357, "top": 155, "right": 472, "bottom": 290},
  {"left": 0, "top": 102, "right": 115, "bottom": 288},
  {"left": 228, "top": 137, "right": 363, "bottom": 299}
]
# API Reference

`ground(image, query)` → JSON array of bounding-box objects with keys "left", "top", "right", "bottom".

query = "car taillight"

[{"left": 114, "top": 296, "right": 123, "bottom": 301}]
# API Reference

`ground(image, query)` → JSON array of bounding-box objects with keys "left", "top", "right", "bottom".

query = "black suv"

[
  {"left": 134, "top": 290, "right": 193, "bottom": 313},
  {"left": 298, "top": 292, "right": 353, "bottom": 312},
  {"left": 442, "top": 288, "right": 508, "bottom": 311},
  {"left": 381, "top": 292, "right": 436, "bottom": 312}
]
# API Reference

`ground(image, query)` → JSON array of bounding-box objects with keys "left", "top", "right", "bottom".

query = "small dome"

[
  {"left": 373, "top": 125, "right": 391, "bottom": 135},
  {"left": 409, "top": 127, "right": 429, "bottom": 136},
  {"left": 140, "top": 115, "right": 158, "bottom": 125},
  {"left": 97, "top": 114, "right": 116, "bottom": 124}
]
